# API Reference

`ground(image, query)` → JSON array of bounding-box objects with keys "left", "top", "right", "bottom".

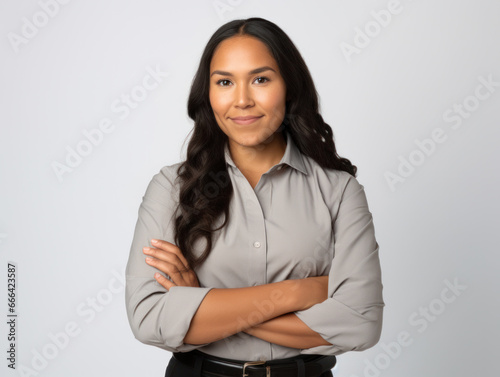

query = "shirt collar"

[{"left": 223, "top": 130, "right": 308, "bottom": 175}]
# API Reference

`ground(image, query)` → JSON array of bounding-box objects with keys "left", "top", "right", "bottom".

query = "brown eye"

[
  {"left": 254, "top": 76, "right": 270, "bottom": 84},
  {"left": 216, "top": 79, "right": 231, "bottom": 86}
]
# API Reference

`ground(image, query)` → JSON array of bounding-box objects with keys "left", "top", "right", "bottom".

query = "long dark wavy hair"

[{"left": 173, "top": 17, "right": 357, "bottom": 270}]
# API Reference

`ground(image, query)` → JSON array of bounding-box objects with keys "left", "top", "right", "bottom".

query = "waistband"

[{"left": 173, "top": 349, "right": 336, "bottom": 377}]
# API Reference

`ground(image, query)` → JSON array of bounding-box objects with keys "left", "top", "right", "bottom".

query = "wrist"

[
  {"left": 243, "top": 326, "right": 256, "bottom": 336},
  {"left": 280, "top": 279, "right": 305, "bottom": 312}
]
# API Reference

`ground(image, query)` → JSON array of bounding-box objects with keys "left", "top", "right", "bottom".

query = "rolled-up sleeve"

[
  {"left": 294, "top": 174, "right": 384, "bottom": 356},
  {"left": 125, "top": 166, "right": 213, "bottom": 353}
]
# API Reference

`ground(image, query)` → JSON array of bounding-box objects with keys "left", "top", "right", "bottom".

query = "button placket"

[{"left": 241, "top": 177, "right": 267, "bottom": 288}]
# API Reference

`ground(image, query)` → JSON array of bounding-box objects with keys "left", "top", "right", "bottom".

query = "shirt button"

[{"left": 253, "top": 241, "right": 261, "bottom": 248}]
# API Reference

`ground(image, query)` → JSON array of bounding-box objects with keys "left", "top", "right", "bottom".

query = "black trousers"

[{"left": 164, "top": 354, "right": 334, "bottom": 377}]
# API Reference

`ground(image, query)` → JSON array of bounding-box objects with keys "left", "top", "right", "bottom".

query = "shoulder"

[
  {"left": 143, "top": 162, "right": 184, "bottom": 206},
  {"left": 154, "top": 162, "right": 183, "bottom": 187},
  {"left": 301, "top": 154, "right": 359, "bottom": 193},
  {"left": 298, "top": 154, "right": 368, "bottom": 215}
]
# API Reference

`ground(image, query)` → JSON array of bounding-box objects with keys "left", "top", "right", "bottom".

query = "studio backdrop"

[{"left": 1, "top": 1, "right": 498, "bottom": 376}]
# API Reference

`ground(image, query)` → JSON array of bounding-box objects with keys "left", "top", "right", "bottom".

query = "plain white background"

[{"left": 1, "top": 1, "right": 499, "bottom": 376}]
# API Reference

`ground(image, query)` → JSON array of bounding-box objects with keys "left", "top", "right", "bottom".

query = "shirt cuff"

[
  {"left": 294, "top": 298, "right": 384, "bottom": 356},
  {"left": 126, "top": 276, "right": 213, "bottom": 353}
]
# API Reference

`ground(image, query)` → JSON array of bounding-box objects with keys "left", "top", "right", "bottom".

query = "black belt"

[{"left": 173, "top": 349, "right": 336, "bottom": 377}]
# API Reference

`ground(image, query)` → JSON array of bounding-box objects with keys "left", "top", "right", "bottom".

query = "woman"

[{"left": 125, "top": 17, "right": 384, "bottom": 377}]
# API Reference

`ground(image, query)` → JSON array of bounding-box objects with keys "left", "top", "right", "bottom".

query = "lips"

[
  {"left": 230, "top": 115, "right": 263, "bottom": 125},
  {"left": 231, "top": 115, "right": 263, "bottom": 120}
]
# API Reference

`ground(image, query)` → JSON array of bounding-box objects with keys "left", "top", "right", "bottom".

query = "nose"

[{"left": 234, "top": 83, "right": 254, "bottom": 108}]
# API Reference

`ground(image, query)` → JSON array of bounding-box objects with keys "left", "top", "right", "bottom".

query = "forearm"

[
  {"left": 184, "top": 279, "right": 302, "bottom": 345},
  {"left": 243, "top": 312, "right": 332, "bottom": 349}
]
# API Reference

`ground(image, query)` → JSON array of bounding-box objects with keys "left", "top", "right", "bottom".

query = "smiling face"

[{"left": 209, "top": 35, "right": 287, "bottom": 153}]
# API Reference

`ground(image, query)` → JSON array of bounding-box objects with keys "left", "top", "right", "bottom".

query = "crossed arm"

[
  {"left": 242, "top": 312, "right": 332, "bottom": 349},
  {"left": 142, "top": 239, "right": 332, "bottom": 349}
]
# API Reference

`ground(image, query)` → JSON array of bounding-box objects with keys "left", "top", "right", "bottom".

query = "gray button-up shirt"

[{"left": 125, "top": 130, "right": 384, "bottom": 361}]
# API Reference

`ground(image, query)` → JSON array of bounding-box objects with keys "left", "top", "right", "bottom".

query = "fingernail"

[
  {"left": 146, "top": 257, "right": 153, "bottom": 262},
  {"left": 151, "top": 239, "right": 158, "bottom": 244}
]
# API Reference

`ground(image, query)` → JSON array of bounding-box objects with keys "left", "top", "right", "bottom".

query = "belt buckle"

[{"left": 242, "top": 360, "right": 270, "bottom": 377}]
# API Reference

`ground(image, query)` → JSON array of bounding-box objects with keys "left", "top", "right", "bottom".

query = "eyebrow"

[{"left": 210, "top": 66, "right": 276, "bottom": 77}]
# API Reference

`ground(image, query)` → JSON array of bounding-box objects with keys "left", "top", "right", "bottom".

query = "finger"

[
  {"left": 146, "top": 258, "right": 189, "bottom": 285},
  {"left": 150, "top": 239, "right": 191, "bottom": 270},
  {"left": 154, "top": 272, "right": 175, "bottom": 291},
  {"left": 144, "top": 249, "right": 188, "bottom": 274},
  {"left": 151, "top": 239, "right": 191, "bottom": 270}
]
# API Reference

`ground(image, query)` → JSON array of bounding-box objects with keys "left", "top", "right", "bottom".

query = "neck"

[{"left": 229, "top": 131, "right": 287, "bottom": 174}]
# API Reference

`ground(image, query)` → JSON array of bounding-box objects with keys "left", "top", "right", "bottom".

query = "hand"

[{"left": 143, "top": 239, "right": 200, "bottom": 290}]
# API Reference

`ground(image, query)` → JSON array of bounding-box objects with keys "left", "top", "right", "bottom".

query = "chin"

[{"left": 240, "top": 130, "right": 274, "bottom": 142}]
